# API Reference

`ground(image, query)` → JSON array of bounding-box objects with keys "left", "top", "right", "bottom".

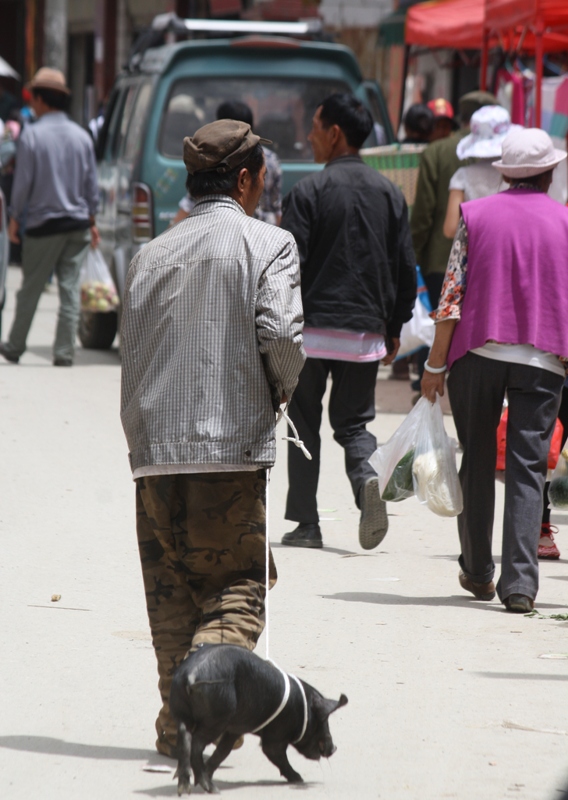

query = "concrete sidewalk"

[{"left": 0, "top": 266, "right": 567, "bottom": 800}]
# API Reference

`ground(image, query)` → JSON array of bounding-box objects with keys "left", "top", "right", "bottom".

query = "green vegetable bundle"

[{"left": 382, "top": 449, "right": 415, "bottom": 502}]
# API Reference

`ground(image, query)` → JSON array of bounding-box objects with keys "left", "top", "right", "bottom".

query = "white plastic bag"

[
  {"left": 80, "top": 248, "right": 119, "bottom": 313},
  {"left": 369, "top": 396, "right": 429, "bottom": 502},
  {"left": 397, "top": 296, "right": 435, "bottom": 359},
  {"left": 397, "top": 266, "right": 434, "bottom": 359},
  {"left": 412, "top": 395, "right": 463, "bottom": 517},
  {"left": 549, "top": 448, "right": 568, "bottom": 508}
]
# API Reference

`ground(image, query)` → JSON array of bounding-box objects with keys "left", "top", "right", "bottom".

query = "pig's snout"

[{"left": 320, "top": 740, "right": 337, "bottom": 757}]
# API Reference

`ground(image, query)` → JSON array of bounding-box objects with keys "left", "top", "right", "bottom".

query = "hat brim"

[
  {"left": 457, "top": 124, "right": 523, "bottom": 160},
  {"left": 492, "top": 148, "right": 567, "bottom": 178},
  {"left": 27, "top": 80, "right": 70, "bottom": 95}
]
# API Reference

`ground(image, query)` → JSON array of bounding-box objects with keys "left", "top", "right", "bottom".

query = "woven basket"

[{"left": 360, "top": 144, "right": 426, "bottom": 215}]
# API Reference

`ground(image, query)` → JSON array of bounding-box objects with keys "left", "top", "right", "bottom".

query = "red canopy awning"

[
  {"left": 406, "top": 0, "right": 568, "bottom": 50},
  {"left": 405, "top": 0, "right": 568, "bottom": 126},
  {"left": 405, "top": 0, "right": 486, "bottom": 49},
  {"left": 485, "top": 0, "right": 568, "bottom": 31},
  {"left": 483, "top": 0, "right": 568, "bottom": 124}
]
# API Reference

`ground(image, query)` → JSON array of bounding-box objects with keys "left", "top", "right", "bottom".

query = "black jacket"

[{"left": 282, "top": 155, "right": 416, "bottom": 338}]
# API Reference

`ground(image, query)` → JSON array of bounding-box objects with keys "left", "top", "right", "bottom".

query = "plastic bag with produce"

[
  {"left": 549, "top": 448, "right": 568, "bottom": 509},
  {"left": 368, "top": 396, "right": 429, "bottom": 502},
  {"left": 412, "top": 395, "right": 463, "bottom": 517},
  {"left": 80, "top": 248, "right": 119, "bottom": 313}
]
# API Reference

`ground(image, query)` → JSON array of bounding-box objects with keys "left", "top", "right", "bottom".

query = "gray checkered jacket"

[{"left": 120, "top": 195, "right": 305, "bottom": 472}]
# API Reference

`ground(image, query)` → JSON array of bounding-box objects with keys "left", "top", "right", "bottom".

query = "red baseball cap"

[{"left": 427, "top": 98, "right": 455, "bottom": 120}]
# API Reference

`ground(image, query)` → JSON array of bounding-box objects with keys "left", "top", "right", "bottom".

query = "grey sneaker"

[{"left": 358, "top": 477, "right": 388, "bottom": 550}]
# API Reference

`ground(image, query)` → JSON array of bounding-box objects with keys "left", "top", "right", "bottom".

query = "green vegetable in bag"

[
  {"left": 382, "top": 449, "right": 415, "bottom": 501},
  {"left": 549, "top": 476, "right": 568, "bottom": 509},
  {"left": 548, "top": 448, "right": 568, "bottom": 509}
]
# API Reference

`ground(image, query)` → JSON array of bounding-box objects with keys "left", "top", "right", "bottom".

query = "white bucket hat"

[
  {"left": 456, "top": 105, "right": 522, "bottom": 160},
  {"left": 492, "top": 128, "right": 567, "bottom": 178}
]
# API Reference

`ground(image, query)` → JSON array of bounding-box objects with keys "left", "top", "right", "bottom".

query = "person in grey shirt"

[{"left": 1, "top": 68, "right": 99, "bottom": 367}]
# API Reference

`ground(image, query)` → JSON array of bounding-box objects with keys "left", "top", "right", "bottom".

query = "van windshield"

[{"left": 159, "top": 77, "right": 353, "bottom": 161}]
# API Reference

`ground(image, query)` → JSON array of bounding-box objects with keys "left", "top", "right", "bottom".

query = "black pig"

[{"left": 170, "top": 643, "right": 347, "bottom": 795}]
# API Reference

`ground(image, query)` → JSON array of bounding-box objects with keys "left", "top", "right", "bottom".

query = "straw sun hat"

[
  {"left": 27, "top": 67, "right": 70, "bottom": 95},
  {"left": 492, "top": 127, "right": 567, "bottom": 179},
  {"left": 457, "top": 105, "right": 522, "bottom": 160}
]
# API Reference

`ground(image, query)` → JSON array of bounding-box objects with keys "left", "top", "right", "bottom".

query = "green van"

[{"left": 86, "top": 24, "right": 394, "bottom": 349}]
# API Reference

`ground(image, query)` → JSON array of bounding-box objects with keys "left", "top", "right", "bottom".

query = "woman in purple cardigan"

[{"left": 422, "top": 128, "right": 568, "bottom": 614}]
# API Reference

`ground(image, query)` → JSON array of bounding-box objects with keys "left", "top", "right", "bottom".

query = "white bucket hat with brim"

[
  {"left": 492, "top": 128, "right": 567, "bottom": 178},
  {"left": 456, "top": 105, "right": 522, "bottom": 160}
]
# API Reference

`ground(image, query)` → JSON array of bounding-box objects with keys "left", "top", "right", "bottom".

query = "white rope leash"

[
  {"left": 277, "top": 406, "right": 312, "bottom": 461},
  {"left": 251, "top": 661, "right": 308, "bottom": 744},
  {"left": 289, "top": 673, "right": 309, "bottom": 744},
  {"left": 251, "top": 661, "right": 290, "bottom": 733},
  {"left": 265, "top": 405, "right": 312, "bottom": 662},
  {"left": 265, "top": 466, "right": 271, "bottom": 660},
  {"left": 257, "top": 404, "right": 311, "bottom": 741}
]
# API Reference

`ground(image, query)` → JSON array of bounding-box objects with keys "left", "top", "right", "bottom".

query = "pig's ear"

[{"left": 314, "top": 693, "right": 348, "bottom": 719}]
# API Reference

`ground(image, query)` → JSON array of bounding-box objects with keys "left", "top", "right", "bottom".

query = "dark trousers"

[
  {"left": 285, "top": 358, "right": 379, "bottom": 523},
  {"left": 448, "top": 353, "right": 563, "bottom": 602}
]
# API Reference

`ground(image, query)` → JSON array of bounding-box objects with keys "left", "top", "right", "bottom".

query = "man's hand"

[
  {"left": 90, "top": 225, "right": 100, "bottom": 249},
  {"left": 421, "top": 371, "right": 445, "bottom": 402},
  {"left": 8, "top": 218, "right": 20, "bottom": 244},
  {"left": 381, "top": 337, "right": 400, "bottom": 366}
]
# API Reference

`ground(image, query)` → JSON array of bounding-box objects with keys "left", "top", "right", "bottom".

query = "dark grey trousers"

[
  {"left": 447, "top": 353, "right": 563, "bottom": 602},
  {"left": 285, "top": 358, "right": 379, "bottom": 523}
]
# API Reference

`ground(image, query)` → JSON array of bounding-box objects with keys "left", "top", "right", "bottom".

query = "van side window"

[
  {"left": 95, "top": 89, "right": 119, "bottom": 161},
  {"left": 113, "top": 85, "right": 139, "bottom": 158},
  {"left": 102, "top": 87, "right": 129, "bottom": 161},
  {"left": 123, "top": 82, "right": 153, "bottom": 161}
]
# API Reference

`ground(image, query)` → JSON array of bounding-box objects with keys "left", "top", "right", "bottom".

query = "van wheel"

[{"left": 78, "top": 310, "right": 118, "bottom": 349}]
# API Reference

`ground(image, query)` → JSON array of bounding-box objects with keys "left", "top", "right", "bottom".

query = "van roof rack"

[
  {"left": 152, "top": 13, "right": 323, "bottom": 37},
  {"left": 128, "top": 13, "right": 324, "bottom": 69}
]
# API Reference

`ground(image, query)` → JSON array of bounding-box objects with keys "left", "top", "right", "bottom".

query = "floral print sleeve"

[{"left": 435, "top": 217, "right": 468, "bottom": 321}]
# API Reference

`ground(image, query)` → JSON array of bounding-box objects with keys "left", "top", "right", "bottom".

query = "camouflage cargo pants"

[{"left": 135, "top": 470, "right": 276, "bottom": 753}]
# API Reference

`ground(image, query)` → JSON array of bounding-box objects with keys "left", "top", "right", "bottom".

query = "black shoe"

[
  {"left": 0, "top": 343, "right": 19, "bottom": 364},
  {"left": 504, "top": 594, "right": 534, "bottom": 613},
  {"left": 358, "top": 477, "right": 388, "bottom": 550},
  {"left": 53, "top": 358, "right": 73, "bottom": 367},
  {"left": 281, "top": 523, "right": 323, "bottom": 549}
]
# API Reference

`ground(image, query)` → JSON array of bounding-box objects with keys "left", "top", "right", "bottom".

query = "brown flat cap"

[
  {"left": 183, "top": 119, "right": 271, "bottom": 175},
  {"left": 27, "top": 67, "right": 70, "bottom": 95}
]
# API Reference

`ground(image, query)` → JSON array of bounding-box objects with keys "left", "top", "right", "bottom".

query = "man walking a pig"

[{"left": 120, "top": 120, "right": 305, "bottom": 757}]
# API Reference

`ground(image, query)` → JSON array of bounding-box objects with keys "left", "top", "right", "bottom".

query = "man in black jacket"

[{"left": 281, "top": 93, "right": 416, "bottom": 550}]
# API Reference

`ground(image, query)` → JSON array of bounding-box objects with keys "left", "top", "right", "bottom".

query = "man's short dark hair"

[
  {"left": 31, "top": 87, "right": 70, "bottom": 112},
  {"left": 318, "top": 93, "right": 373, "bottom": 149},
  {"left": 404, "top": 104, "right": 434, "bottom": 139},
  {"left": 186, "top": 142, "right": 264, "bottom": 199},
  {"left": 216, "top": 101, "right": 253, "bottom": 127}
]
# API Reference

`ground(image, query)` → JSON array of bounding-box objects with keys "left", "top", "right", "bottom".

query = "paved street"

[{"left": 0, "top": 264, "right": 567, "bottom": 800}]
